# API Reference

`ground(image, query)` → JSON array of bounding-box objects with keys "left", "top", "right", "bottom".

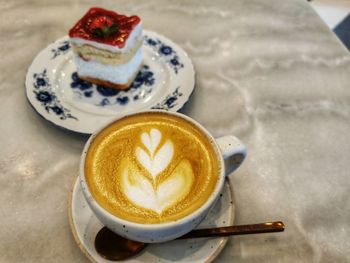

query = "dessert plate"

[
  {"left": 25, "top": 31, "right": 195, "bottom": 134},
  {"left": 68, "top": 177, "right": 235, "bottom": 263}
]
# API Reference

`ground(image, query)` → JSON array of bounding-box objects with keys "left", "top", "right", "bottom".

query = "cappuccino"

[{"left": 85, "top": 112, "right": 221, "bottom": 224}]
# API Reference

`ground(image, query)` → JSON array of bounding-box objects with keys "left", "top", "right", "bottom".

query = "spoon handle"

[{"left": 179, "top": 221, "right": 285, "bottom": 239}]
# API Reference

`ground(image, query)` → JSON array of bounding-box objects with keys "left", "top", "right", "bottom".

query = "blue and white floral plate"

[
  {"left": 68, "top": 177, "right": 234, "bottom": 263},
  {"left": 25, "top": 31, "right": 195, "bottom": 134}
]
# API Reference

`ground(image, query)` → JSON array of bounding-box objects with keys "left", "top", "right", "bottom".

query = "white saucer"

[
  {"left": 25, "top": 31, "right": 195, "bottom": 134},
  {"left": 68, "top": 177, "right": 235, "bottom": 263}
]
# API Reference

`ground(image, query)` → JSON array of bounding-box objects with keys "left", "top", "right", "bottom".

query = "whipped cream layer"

[
  {"left": 69, "top": 24, "right": 143, "bottom": 53},
  {"left": 74, "top": 46, "right": 143, "bottom": 84}
]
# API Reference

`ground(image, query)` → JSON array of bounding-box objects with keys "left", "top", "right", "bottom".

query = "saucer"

[
  {"left": 25, "top": 31, "right": 195, "bottom": 134},
  {"left": 68, "top": 177, "right": 235, "bottom": 263}
]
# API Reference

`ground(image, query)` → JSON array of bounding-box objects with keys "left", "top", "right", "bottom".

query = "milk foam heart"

[
  {"left": 122, "top": 159, "right": 194, "bottom": 214},
  {"left": 136, "top": 128, "right": 174, "bottom": 179}
]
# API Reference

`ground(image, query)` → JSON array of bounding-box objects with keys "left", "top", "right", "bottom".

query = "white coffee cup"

[{"left": 79, "top": 110, "right": 246, "bottom": 243}]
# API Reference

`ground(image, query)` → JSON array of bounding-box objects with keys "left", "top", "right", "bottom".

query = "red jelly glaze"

[{"left": 68, "top": 7, "right": 141, "bottom": 48}]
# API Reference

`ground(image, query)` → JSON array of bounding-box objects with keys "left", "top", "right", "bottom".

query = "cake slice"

[{"left": 69, "top": 7, "right": 143, "bottom": 90}]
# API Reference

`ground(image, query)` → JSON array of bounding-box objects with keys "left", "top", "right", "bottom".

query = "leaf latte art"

[
  {"left": 122, "top": 128, "right": 194, "bottom": 214},
  {"left": 85, "top": 112, "right": 220, "bottom": 224}
]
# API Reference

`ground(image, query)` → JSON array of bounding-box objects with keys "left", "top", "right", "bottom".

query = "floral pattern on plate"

[
  {"left": 145, "top": 35, "right": 184, "bottom": 74},
  {"left": 33, "top": 69, "right": 77, "bottom": 120},
  {"left": 51, "top": 41, "right": 70, "bottom": 59}
]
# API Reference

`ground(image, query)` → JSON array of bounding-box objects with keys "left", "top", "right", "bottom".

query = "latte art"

[
  {"left": 85, "top": 112, "right": 220, "bottom": 224},
  {"left": 122, "top": 128, "right": 194, "bottom": 214}
]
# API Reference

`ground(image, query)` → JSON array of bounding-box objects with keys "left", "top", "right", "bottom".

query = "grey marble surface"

[{"left": 1, "top": 0, "right": 350, "bottom": 262}]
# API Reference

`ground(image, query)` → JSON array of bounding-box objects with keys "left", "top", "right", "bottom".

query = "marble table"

[{"left": 1, "top": 0, "right": 349, "bottom": 262}]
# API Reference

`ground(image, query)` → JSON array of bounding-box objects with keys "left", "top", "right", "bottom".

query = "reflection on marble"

[{"left": 0, "top": 0, "right": 350, "bottom": 262}]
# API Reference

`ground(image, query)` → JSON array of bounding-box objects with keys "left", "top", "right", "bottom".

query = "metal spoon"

[{"left": 95, "top": 221, "right": 285, "bottom": 261}]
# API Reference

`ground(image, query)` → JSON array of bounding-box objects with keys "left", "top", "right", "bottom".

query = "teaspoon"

[{"left": 95, "top": 221, "right": 285, "bottom": 261}]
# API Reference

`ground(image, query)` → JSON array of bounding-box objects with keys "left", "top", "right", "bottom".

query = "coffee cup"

[{"left": 79, "top": 110, "right": 246, "bottom": 243}]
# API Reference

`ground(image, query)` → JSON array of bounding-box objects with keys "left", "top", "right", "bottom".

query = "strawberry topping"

[{"left": 69, "top": 7, "right": 141, "bottom": 48}]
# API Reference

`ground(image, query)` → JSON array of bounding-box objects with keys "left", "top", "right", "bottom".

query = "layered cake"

[{"left": 69, "top": 7, "right": 143, "bottom": 90}]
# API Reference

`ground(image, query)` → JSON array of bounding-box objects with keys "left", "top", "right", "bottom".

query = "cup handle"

[{"left": 216, "top": 135, "right": 247, "bottom": 176}]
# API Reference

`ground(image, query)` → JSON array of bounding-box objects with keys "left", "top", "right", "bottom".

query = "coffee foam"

[{"left": 85, "top": 112, "right": 220, "bottom": 224}]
